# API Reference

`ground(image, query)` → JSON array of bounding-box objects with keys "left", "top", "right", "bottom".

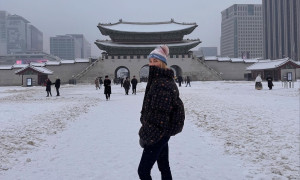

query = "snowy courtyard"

[{"left": 0, "top": 81, "right": 299, "bottom": 180}]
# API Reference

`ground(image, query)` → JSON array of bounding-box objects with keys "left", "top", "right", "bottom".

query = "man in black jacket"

[
  {"left": 123, "top": 77, "right": 130, "bottom": 95},
  {"left": 131, "top": 75, "right": 138, "bottom": 94},
  {"left": 54, "top": 77, "right": 61, "bottom": 96}
]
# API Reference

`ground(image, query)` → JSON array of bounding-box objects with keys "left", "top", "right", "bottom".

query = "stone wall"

[
  {"left": 77, "top": 55, "right": 222, "bottom": 83},
  {"left": 0, "top": 68, "right": 23, "bottom": 86},
  {"left": 204, "top": 60, "right": 254, "bottom": 80},
  {"left": 0, "top": 62, "right": 90, "bottom": 86}
]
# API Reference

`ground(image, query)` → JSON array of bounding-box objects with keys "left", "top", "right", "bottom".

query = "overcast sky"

[{"left": 1, "top": 0, "right": 262, "bottom": 57}]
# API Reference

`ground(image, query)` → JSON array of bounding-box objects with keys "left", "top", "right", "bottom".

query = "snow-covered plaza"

[{"left": 0, "top": 81, "right": 299, "bottom": 179}]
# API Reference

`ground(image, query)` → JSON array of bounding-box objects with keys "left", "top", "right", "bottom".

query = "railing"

[
  {"left": 195, "top": 57, "right": 223, "bottom": 80},
  {"left": 73, "top": 58, "right": 101, "bottom": 80}
]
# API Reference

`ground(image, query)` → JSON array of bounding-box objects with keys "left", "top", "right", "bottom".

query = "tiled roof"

[
  {"left": 98, "top": 20, "right": 197, "bottom": 33},
  {"left": 15, "top": 65, "right": 53, "bottom": 75},
  {"left": 246, "top": 58, "right": 299, "bottom": 70}
]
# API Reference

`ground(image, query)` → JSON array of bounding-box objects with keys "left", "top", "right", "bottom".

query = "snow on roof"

[
  {"left": 99, "top": 20, "right": 196, "bottom": 33},
  {"left": 12, "top": 64, "right": 28, "bottom": 69},
  {"left": 60, "top": 60, "right": 75, "bottom": 64},
  {"left": 30, "top": 62, "right": 45, "bottom": 67},
  {"left": 45, "top": 61, "right": 61, "bottom": 65},
  {"left": 204, "top": 56, "right": 218, "bottom": 61},
  {"left": 203, "top": 57, "right": 259, "bottom": 63},
  {"left": 96, "top": 40, "right": 200, "bottom": 48},
  {"left": 217, "top": 57, "right": 231, "bottom": 61},
  {"left": 75, "top": 59, "right": 90, "bottom": 63},
  {"left": 0, "top": 65, "right": 13, "bottom": 70},
  {"left": 243, "top": 59, "right": 259, "bottom": 63},
  {"left": 33, "top": 66, "right": 53, "bottom": 74},
  {"left": 231, "top": 58, "right": 244, "bottom": 62},
  {"left": 15, "top": 65, "right": 53, "bottom": 74},
  {"left": 246, "top": 58, "right": 294, "bottom": 70}
]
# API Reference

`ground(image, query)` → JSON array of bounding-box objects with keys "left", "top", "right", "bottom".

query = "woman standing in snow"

[
  {"left": 255, "top": 74, "right": 263, "bottom": 90},
  {"left": 138, "top": 45, "right": 185, "bottom": 180},
  {"left": 45, "top": 78, "right": 52, "bottom": 97}
]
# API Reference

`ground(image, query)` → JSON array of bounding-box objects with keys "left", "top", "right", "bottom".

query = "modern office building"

[
  {"left": 0, "top": 11, "right": 43, "bottom": 55},
  {"left": 50, "top": 34, "right": 91, "bottom": 60},
  {"left": 67, "top": 34, "right": 91, "bottom": 58},
  {"left": 0, "top": 11, "right": 8, "bottom": 55},
  {"left": 29, "top": 25, "right": 43, "bottom": 52},
  {"left": 221, "top": 4, "right": 263, "bottom": 59},
  {"left": 263, "top": 0, "right": 300, "bottom": 61}
]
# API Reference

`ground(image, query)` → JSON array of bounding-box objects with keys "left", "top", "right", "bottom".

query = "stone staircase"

[
  {"left": 73, "top": 58, "right": 101, "bottom": 80},
  {"left": 195, "top": 57, "right": 223, "bottom": 80}
]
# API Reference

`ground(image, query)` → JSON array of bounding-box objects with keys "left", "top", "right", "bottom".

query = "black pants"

[
  {"left": 55, "top": 87, "right": 60, "bottom": 96},
  {"left": 138, "top": 136, "right": 172, "bottom": 180},
  {"left": 132, "top": 86, "right": 136, "bottom": 94},
  {"left": 125, "top": 88, "right": 129, "bottom": 95},
  {"left": 47, "top": 90, "right": 52, "bottom": 96},
  {"left": 105, "top": 93, "right": 110, "bottom": 100}
]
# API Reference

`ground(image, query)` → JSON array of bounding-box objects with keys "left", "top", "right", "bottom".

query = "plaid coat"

[{"left": 139, "top": 66, "right": 185, "bottom": 146}]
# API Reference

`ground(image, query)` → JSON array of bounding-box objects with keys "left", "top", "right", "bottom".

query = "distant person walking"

[
  {"left": 138, "top": 45, "right": 185, "bottom": 180},
  {"left": 95, "top": 78, "right": 100, "bottom": 90},
  {"left": 185, "top": 76, "right": 191, "bottom": 87},
  {"left": 255, "top": 74, "right": 263, "bottom": 90},
  {"left": 54, "top": 77, "right": 61, "bottom": 96},
  {"left": 123, "top": 77, "right": 131, "bottom": 95},
  {"left": 266, "top": 75, "right": 273, "bottom": 90},
  {"left": 104, "top": 75, "right": 111, "bottom": 100},
  {"left": 120, "top": 77, "right": 124, "bottom": 87},
  {"left": 131, "top": 75, "right": 138, "bottom": 94},
  {"left": 177, "top": 75, "right": 183, "bottom": 87},
  {"left": 45, "top": 78, "right": 52, "bottom": 97},
  {"left": 99, "top": 77, "right": 103, "bottom": 89}
]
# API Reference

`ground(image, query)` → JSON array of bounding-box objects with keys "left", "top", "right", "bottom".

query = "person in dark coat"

[
  {"left": 45, "top": 78, "right": 52, "bottom": 97},
  {"left": 138, "top": 45, "right": 185, "bottom": 180},
  {"left": 120, "top": 77, "right": 124, "bottom": 87},
  {"left": 177, "top": 75, "right": 183, "bottom": 87},
  {"left": 54, "top": 77, "right": 61, "bottom": 96},
  {"left": 185, "top": 76, "right": 191, "bottom": 87},
  {"left": 131, "top": 75, "right": 138, "bottom": 95},
  {"left": 123, "top": 77, "right": 131, "bottom": 95},
  {"left": 104, "top": 75, "right": 111, "bottom": 100},
  {"left": 266, "top": 75, "right": 274, "bottom": 90}
]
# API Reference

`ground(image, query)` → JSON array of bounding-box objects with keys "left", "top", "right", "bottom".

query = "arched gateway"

[{"left": 76, "top": 19, "right": 221, "bottom": 83}]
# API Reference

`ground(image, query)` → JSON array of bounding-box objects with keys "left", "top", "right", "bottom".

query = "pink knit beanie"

[{"left": 148, "top": 45, "right": 169, "bottom": 65}]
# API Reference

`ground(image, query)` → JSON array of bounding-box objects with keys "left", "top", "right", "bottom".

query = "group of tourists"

[
  {"left": 98, "top": 75, "right": 139, "bottom": 101},
  {"left": 175, "top": 75, "right": 191, "bottom": 87}
]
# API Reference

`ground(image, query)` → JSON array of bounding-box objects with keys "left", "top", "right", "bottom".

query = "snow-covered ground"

[{"left": 0, "top": 81, "right": 299, "bottom": 180}]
